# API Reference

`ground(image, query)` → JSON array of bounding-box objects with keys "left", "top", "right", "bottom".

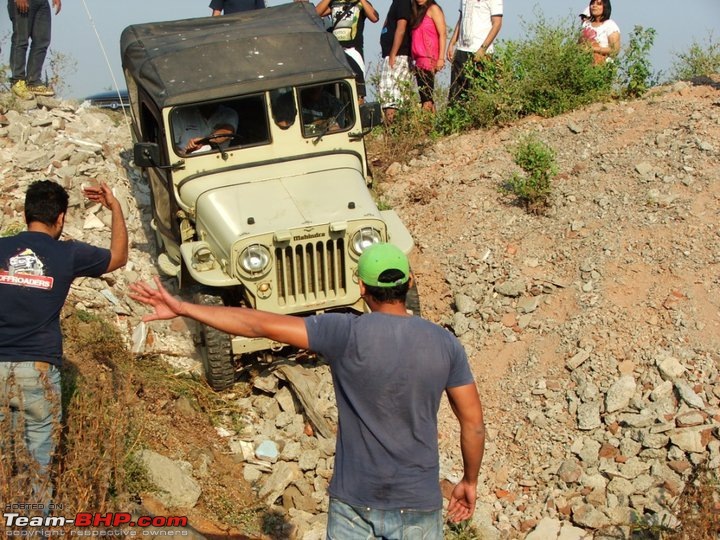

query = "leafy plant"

[
  {"left": 445, "top": 520, "right": 483, "bottom": 539},
  {"left": 1, "top": 222, "right": 24, "bottom": 237},
  {"left": 502, "top": 134, "right": 558, "bottom": 212},
  {"left": 431, "top": 13, "right": 616, "bottom": 137},
  {"left": 618, "top": 25, "right": 659, "bottom": 97},
  {"left": 670, "top": 32, "right": 720, "bottom": 81}
]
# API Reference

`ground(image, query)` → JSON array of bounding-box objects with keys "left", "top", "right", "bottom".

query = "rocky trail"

[{"left": 0, "top": 78, "right": 719, "bottom": 539}]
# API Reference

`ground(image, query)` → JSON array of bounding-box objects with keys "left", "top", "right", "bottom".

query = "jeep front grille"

[{"left": 275, "top": 239, "right": 347, "bottom": 307}]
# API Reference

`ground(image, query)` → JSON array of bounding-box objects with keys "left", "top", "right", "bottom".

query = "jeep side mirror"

[
  {"left": 134, "top": 142, "right": 185, "bottom": 170},
  {"left": 359, "top": 102, "right": 382, "bottom": 130},
  {"left": 134, "top": 142, "right": 161, "bottom": 167}
]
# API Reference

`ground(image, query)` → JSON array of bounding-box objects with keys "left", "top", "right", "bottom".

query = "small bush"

[
  {"left": 502, "top": 135, "right": 557, "bottom": 212},
  {"left": 445, "top": 520, "right": 483, "bottom": 539},
  {"left": 365, "top": 66, "right": 433, "bottom": 177},
  {"left": 671, "top": 33, "right": 720, "bottom": 81},
  {"left": 618, "top": 25, "right": 659, "bottom": 97}
]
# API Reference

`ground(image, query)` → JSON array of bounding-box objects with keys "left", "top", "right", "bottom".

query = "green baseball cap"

[{"left": 358, "top": 243, "right": 410, "bottom": 288}]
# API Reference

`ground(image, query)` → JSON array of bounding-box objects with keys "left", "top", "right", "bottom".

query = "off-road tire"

[
  {"left": 194, "top": 290, "right": 235, "bottom": 391},
  {"left": 405, "top": 280, "right": 422, "bottom": 317}
]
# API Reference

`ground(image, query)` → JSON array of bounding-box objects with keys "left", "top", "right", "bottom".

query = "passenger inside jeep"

[
  {"left": 299, "top": 82, "right": 354, "bottom": 136},
  {"left": 170, "top": 95, "right": 270, "bottom": 155},
  {"left": 271, "top": 88, "right": 297, "bottom": 130}
]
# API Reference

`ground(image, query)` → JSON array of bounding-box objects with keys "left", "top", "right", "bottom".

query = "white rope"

[{"left": 79, "top": 0, "right": 133, "bottom": 138}]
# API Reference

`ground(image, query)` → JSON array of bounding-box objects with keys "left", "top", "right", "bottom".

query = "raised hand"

[
  {"left": 129, "top": 276, "right": 185, "bottom": 322},
  {"left": 83, "top": 181, "right": 119, "bottom": 210}
]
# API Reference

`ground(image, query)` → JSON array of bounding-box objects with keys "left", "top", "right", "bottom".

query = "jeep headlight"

[
  {"left": 239, "top": 244, "right": 271, "bottom": 274},
  {"left": 351, "top": 227, "right": 382, "bottom": 255}
]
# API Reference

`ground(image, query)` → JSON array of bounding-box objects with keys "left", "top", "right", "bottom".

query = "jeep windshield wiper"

[{"left": 313, "top": 101, "right": 351, "bottom": 145}]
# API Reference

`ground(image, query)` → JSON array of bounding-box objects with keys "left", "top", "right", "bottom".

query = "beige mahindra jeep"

[{"left": 121, "top": 3, "right": 416, "bottom": 390}]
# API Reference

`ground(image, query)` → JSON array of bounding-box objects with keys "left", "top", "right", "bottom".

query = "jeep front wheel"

[{"left": 194, "top": 290, "right": 236, "bottom": 391}]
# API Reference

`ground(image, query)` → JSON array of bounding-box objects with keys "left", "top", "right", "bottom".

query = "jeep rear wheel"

[{"left": 194, "top": 290, "right": 236, "bottom": 391}]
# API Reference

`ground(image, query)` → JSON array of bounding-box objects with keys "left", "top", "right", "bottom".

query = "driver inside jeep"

[
  {"left": 171, "top": 103, "right": 239, "bottom": 155},
  {"left": 300, "top": 84, "right": 348, "bottom": 133}
]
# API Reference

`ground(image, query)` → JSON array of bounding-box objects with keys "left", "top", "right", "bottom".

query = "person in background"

[
  {"left": 209, "top": 0, "right": 265, "bottom": 15},
  {"left": 378, "top": 0, "right": 413, "bottom": 124},
  {"left": 410, "top": 0, "right": 446, "bottom": 112},
  {"left": 580, "top": 0, "right": 620, "bottom": 65},
  {"left": 8, "top": 0, "right": 62, "bottom": 100},
  {"left": 300, "top": 84, "right": 348, "bottom": 132},
  {"left": 315, "top": 0, "right": 379, "bottom": 103},
  {"left": 130, "top": 243, "right": 485, "bottom": 539},
  {"left": 0, "top": 180, "right": 128, "bottom": 513},
  {"left": 447, "top": 0, "right": 502, "bottom": 103}
]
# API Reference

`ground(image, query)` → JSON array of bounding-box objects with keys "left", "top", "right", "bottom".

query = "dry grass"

[
  {"left": 0, "top": 306, "right": 259, "bottom": 535},
  {"left": 665, "top": 467, "right": 720, "bottom": 540},
  {"left": 0, "top": 308, "right": 136, "bottom": 531}
]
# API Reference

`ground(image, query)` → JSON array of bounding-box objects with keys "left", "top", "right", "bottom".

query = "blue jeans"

[
  {"left": 7, "top": 0, "right": 52, "bottom": 85},
  {"left": 327, "top": 498, "right": 443, "bottom": 540},
  {"left": 0, "top": 361, "right": 61, "bottom": 511}
]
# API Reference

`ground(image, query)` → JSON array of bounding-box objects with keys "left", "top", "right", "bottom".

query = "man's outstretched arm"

[
  {"left": 445, "top": 382, "right": 485, "bottom": 523},
  {"left": 130, "top": 276, "right": 310, "bottom": 349}
]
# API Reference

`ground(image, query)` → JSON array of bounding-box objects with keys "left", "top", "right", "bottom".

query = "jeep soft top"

[{"left": 120, "top": 2, "right": 353, "bottom": 107}]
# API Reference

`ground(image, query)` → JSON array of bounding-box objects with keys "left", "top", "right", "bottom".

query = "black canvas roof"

[{"left": 120, "top": 2, "right": 354, "bottom": 107}]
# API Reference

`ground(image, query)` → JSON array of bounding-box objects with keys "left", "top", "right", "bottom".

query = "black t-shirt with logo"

[
  {"left": 0, "top": 231, "right": 110, "bottom": 365},
  {"left": 380, "top": 0, "right": 411, "bottom": 58}
]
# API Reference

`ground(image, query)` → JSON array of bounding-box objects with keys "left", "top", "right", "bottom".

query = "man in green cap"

[{"left": 130, "top": 243, "right": 485, "bottom": 538}]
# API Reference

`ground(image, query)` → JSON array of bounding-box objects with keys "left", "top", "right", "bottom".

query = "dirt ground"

[
  {"left": 51, "top": 78, "right": 719, "bottom": 538},
  {"left": 376, "top": 77, "right": 720, "bottom": 504}
]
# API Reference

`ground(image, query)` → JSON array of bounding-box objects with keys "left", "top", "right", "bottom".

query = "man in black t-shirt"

[
  {"left": 0, "top": 180, "right": 128, "bottom": 511},
  {"left": 209, "top": 0, "right": 265, "bottom": 15},
  {"left": 378, "top": 0, "right": 412, "bottom": 123},
  {"left": 316, "top": 0, "right": 378, "bottom": 101}
]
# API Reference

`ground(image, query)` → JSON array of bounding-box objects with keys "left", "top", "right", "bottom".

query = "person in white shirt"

[
  {"left": 446, "top": 0, "right": 502, "bottom": 103},
  {"left": 580, "top": 0, "right": 620, "bottom": 65},
  {"left": 171, "top": 104, "right": 239, "bottom": 155}
]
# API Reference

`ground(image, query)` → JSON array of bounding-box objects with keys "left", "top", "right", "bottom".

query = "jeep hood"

[{"left": 195, "top": 168, "right": 381, "bottom": 251}]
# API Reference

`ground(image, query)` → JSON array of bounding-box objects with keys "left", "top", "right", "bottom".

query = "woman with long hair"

[
  {"left": 410, "top": 0, "right": 446, "bottom": 112},
  {"left": 580, "top": 0, "right": 620, "bottom": 65}
]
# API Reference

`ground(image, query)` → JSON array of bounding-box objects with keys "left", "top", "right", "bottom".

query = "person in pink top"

[{"left": 410, "top": 0, "right": 446, "bottom": 112}]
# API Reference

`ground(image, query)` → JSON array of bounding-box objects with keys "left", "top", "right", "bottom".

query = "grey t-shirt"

[{"left": 305, "top": 311, "right": 474, "bottom": 510}]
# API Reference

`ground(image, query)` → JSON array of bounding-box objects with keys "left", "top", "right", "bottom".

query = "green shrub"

[
  {"left": 445, "top": 520, "right": 483, "bottom": 539},
  {"left": 618, "top": 25, "right": 659, "bottom": 97},
  {"left": 432, "top": 12, "right": 615, "bottom": 136},
  {"left": 503, "top": 134, "right": 557, "bottom": 212},
  {"left": 671, "top": 33, "right": 720, "bottom": 81}
]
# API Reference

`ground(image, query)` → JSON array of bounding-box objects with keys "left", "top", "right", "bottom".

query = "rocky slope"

[{"left": 0, "top": 79, "right": 718, "bottom": 539}]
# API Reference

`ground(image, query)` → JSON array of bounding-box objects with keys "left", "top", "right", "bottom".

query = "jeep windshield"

[
  {"left": 171, "top": 82, "right": 356, "bottom": 157},
  {"left": 171, "top": 94, "right": 270, "bottom": 157}
]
